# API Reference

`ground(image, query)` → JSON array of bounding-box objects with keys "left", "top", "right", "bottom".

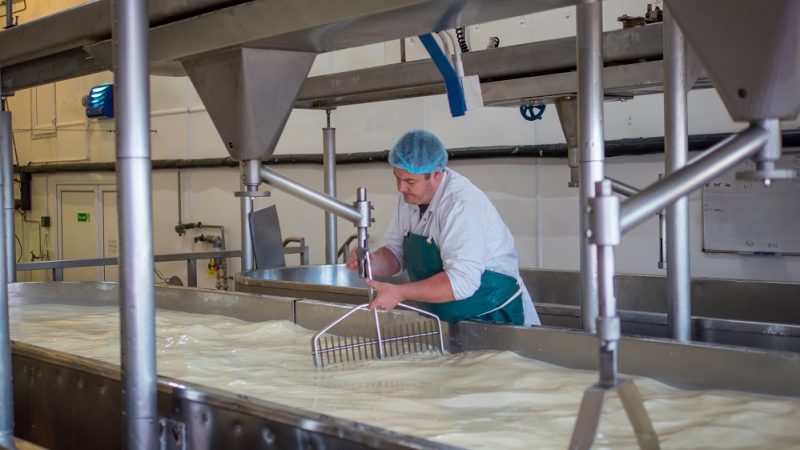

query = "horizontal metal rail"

[{"left": 16, "top": 245, "right": 309, "bottom": 286}]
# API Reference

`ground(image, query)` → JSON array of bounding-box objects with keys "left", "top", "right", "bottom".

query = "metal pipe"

[
  {"left": 240, "top": 160, "right": 260, "bottom": 272},
  {"left": 4, "top": 0, "right": 11, "bottom": 29},
  {"left": 663, "top": 6, "right": 691, "bottom": 342},
  {"left": 323, "top": 111, "right": 337, "bottom": 264},
  {"left": 608, "top": 177, "right": 639, "bottom": 198},
  {"left": 658, "top": 174, "right": 667, "bottom": 270},
  {"left": 621, "top": 124, "right": 769, "bottom": 234},
  {"left": 555, "top": 97, "right": 579, "bottom": 188},
  {"left": 259, "top": 166, "right": 361, "bottom": 223},
  {"left": 14, "top": 129, "right": 800, "bottom": 175},
  {"left": 113, "top": 0, "right": 158, "bottom": 446},
  {"left": 576, "top": 0, "right": 604, "bottom": 333},
  {"left": 0, "top": 64, "right": 15, "bottom": 450},
  {"left": 0, "top": 111, "right": 14, "bottom": 281},
  {"left": 590, "top": 180, "right": 621, "bottom": 388}
]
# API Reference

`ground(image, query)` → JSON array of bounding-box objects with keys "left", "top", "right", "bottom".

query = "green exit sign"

[{"left": 77, "top": 212, "right": 90, "bottom": 222}]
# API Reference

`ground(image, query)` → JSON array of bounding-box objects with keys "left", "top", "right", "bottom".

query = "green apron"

[{"left": 402, "top": 232, "right": 525, "bottom": 325}]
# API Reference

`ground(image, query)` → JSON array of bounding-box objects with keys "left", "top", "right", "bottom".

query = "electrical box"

[{"left": 85, "top": 83, "right": 114, "bottom": 118}]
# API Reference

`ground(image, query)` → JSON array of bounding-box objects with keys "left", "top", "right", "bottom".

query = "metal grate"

[{"left": 311, "top": 303, "right": 445, "bottom": 369}]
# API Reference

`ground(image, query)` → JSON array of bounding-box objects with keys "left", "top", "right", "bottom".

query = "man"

[{"left": 347, "top": 129, "right": 540, "bottom": 326}]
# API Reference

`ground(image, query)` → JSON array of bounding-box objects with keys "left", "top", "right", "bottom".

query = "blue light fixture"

[{"left": 85, "top": 83, "right": 114, "bottom": 118}]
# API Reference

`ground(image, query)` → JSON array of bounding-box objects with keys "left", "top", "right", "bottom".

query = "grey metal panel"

[
  {"left": 0, "top": 0, "right": 248, "bottom": 66},
  {"left": 1, "top": 4, "right": 667, "bottom": 101},
  {"left": 248, "top": 205, "right": 287, "bottom": 270},
  {"left": 7, "top": 282, "right": 297, "bottom": 322},
  {"left": 84, "top": 0, "right": 583, "bottom": 66},
  {"left": 295, "top": 23, "right": 666, "bottom": 108},
  {"left": 12, "top": 342, "right": 455, "bottom": 450},
  {"left": 668, "top": 0, "right": 800, "bottom": 121},
  {"left": 454, "top": 321, "right": 800, "bottom": 397},
  {"left": 520, "top": 269, "right": 800, "bottom": 325},
  {"left": 702, "top": 151, "right": 800, "bottom": 255}
]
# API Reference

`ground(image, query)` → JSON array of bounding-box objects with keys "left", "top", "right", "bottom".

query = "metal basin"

[{"left": 236, "top": 264, "right": 406, "bottom": 304}]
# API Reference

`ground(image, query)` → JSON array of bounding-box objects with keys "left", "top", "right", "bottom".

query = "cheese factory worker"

[{"left": 347, "top": 129, "right": 540, "bottom": 326}]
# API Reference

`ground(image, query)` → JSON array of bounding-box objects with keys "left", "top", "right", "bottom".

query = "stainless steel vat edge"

[
  {"left": 10, "top": 281, "right": 800, "bottom": 400},
  {"left": 11, "top": 340, "right": 458, "bottom": 450},
  {"left": 454, "top": 321, "right": 800, "bottom": 398}
]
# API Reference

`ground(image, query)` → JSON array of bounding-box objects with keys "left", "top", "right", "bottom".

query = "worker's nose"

[{"left": 397, "top": 181, "right": 407, "bottom": 193}]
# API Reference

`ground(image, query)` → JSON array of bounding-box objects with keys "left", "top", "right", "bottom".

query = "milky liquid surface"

[{"left": 9, "top": 304, "right": 800, "bottom": 450}]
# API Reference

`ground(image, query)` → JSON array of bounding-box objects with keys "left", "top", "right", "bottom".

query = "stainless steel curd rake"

[{"left": 311, "top": 302, "right": 445, "bottom": 369}]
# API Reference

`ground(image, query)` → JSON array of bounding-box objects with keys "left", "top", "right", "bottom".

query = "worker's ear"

[{"left": 433, "top": 171, "right": 445, "bottom": 182}]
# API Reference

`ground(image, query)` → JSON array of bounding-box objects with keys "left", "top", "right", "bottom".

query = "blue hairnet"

[{"left": 388, "top": 129, "right": 448, "bottom": 174}]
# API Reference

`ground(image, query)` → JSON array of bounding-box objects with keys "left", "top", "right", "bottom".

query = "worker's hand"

[
  {"left": 345, "top": 249, "right": 360, "bottom": 271},
  {"left": 365, "top": 278, "right": 404, "bottom": 311}
]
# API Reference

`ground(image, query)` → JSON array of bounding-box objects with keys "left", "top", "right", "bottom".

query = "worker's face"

[{"left": 393, "top": 168, "right": 443, "bottom": 205}]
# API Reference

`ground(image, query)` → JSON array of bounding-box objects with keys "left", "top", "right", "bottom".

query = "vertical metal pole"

[
  {"left": 4, "top": 0, "right": 12, "bottom": 29},
  {"left": 577, "top": 0, "right": 604, "bottom": 333},
  {"left": 113, "top": 0, "right": 158, "bottom": 447},
  {"left": 323, "top": 110, "right": 337, "bottom": 264},
  {"left": 187, "top": 260, "right": 197, "bottom": 287},
  {"left": 0, "top": 68, "right": 16, "bottom": 450},
  {"left": 240, "top": 160, "right": 259, "bottom": 272},
  {"left": 663, "top": 6, "right": 691, "bottom": 342},
  {"left": 0, "top": 109, "right": 14, "bottom": 281}
]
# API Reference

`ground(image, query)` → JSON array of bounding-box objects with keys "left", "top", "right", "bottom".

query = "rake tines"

[{"left": 311, "top": 303, "right": 445, "bottom": 368}]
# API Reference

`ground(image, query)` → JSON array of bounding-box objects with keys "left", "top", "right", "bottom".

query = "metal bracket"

[
  {"left": 234, "top": 190, "right": 271, "bottom": 198},
  {"left": 159, "top": 417, "right": 187, "bottom": 450},
  {"left": 569, "top": 379, "right": 660, "bottom": 450}
]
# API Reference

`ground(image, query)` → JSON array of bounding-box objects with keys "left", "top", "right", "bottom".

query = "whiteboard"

[{"left": 702, "top": 151, "right": 800, "bottom": 255}]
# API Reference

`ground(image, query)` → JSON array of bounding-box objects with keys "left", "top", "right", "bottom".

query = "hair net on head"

[{"left": 388, "top": 129, "right": 448, "bottom": 174}]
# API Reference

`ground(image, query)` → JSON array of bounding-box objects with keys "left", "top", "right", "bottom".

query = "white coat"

[{"left": 383, "top": 168, "right": 541, "bottom": 326}]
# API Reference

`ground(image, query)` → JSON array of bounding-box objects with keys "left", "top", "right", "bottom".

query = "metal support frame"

[
  {"left": 0, "top": 66, "right": 15, "bottom": 450},
  {"left": 663, "top": 6, "right": 691, "bottom": 342},
  {"left": 239, "top": 159, "right": 261, "bottom": 272},
  {"left": 0, "top": 111, "right": 13, "bottom": 283},
  {"left": 574, "top": 121, "right": 770, "bottom": 449},
  {"left": 621, "top": 125, "right": 769, "bottom": 233},
  {"left": 571, "top": 180, "right": 660, "bottom": 450},
  {"left": 608, "top": 177, "right": 667, "bottom": 270},
  {"left": 113, "top": 0, "right": 158, "bottom": 446},
  {"left": 576, "top": 1, "right": 603, "bottom": 333},
  {"left": 323, "top": 110, "right": 337, "bottom": 264},
  {"left": 570, "top": 3, "right": 659, "bottom": 448},
  {"left": 259, "top": 166, "right": 361, "bottom": 223}
]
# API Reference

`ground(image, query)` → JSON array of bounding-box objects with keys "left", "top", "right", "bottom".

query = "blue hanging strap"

[
  {"left": 419, "top": 33, "right": 466, "bottom": 117},
  {"left": 519, "top": 103, "right": 546, "bottom": 121}
]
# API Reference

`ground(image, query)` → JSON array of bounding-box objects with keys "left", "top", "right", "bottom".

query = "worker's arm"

[
  {"left": 346, "top": 246, "right": 401, "bottom": 277},
  {"left": 366, "top": 272, "right": 454, "bottom": 310}
]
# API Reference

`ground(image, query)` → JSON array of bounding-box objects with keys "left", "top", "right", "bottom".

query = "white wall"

[{"left": 8, "top": 0, "right": 800, "bottom": 287}]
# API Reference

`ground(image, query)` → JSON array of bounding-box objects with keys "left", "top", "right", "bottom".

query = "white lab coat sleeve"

[
  {"left": 436, "top": 200, "right": 485, "bottom": 300},
  {"left": 382, "top": 198, "right": 405, "bottom": 273}
]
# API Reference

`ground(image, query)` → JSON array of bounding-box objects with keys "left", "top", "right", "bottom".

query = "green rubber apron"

[{"left": 402, "top": 232, "right": 525, "bottom": 325}]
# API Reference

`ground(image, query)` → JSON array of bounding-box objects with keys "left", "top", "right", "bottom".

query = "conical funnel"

[
  {"left": 182, "top": 46, "right": 316, "bottom": 160},
  {"left": 667, "top": 0, "right": 800, "bottom": 121}
]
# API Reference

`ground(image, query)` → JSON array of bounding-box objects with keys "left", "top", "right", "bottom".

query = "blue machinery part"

[
  {"left": 520, "top": 103, "right": 546, "bottom": 121},
  {"left": 86, "top": 83, "right": 114, "bottom": 118},
  {"left": 419, "top": 33, "right": 466, "bottom": 117}
]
